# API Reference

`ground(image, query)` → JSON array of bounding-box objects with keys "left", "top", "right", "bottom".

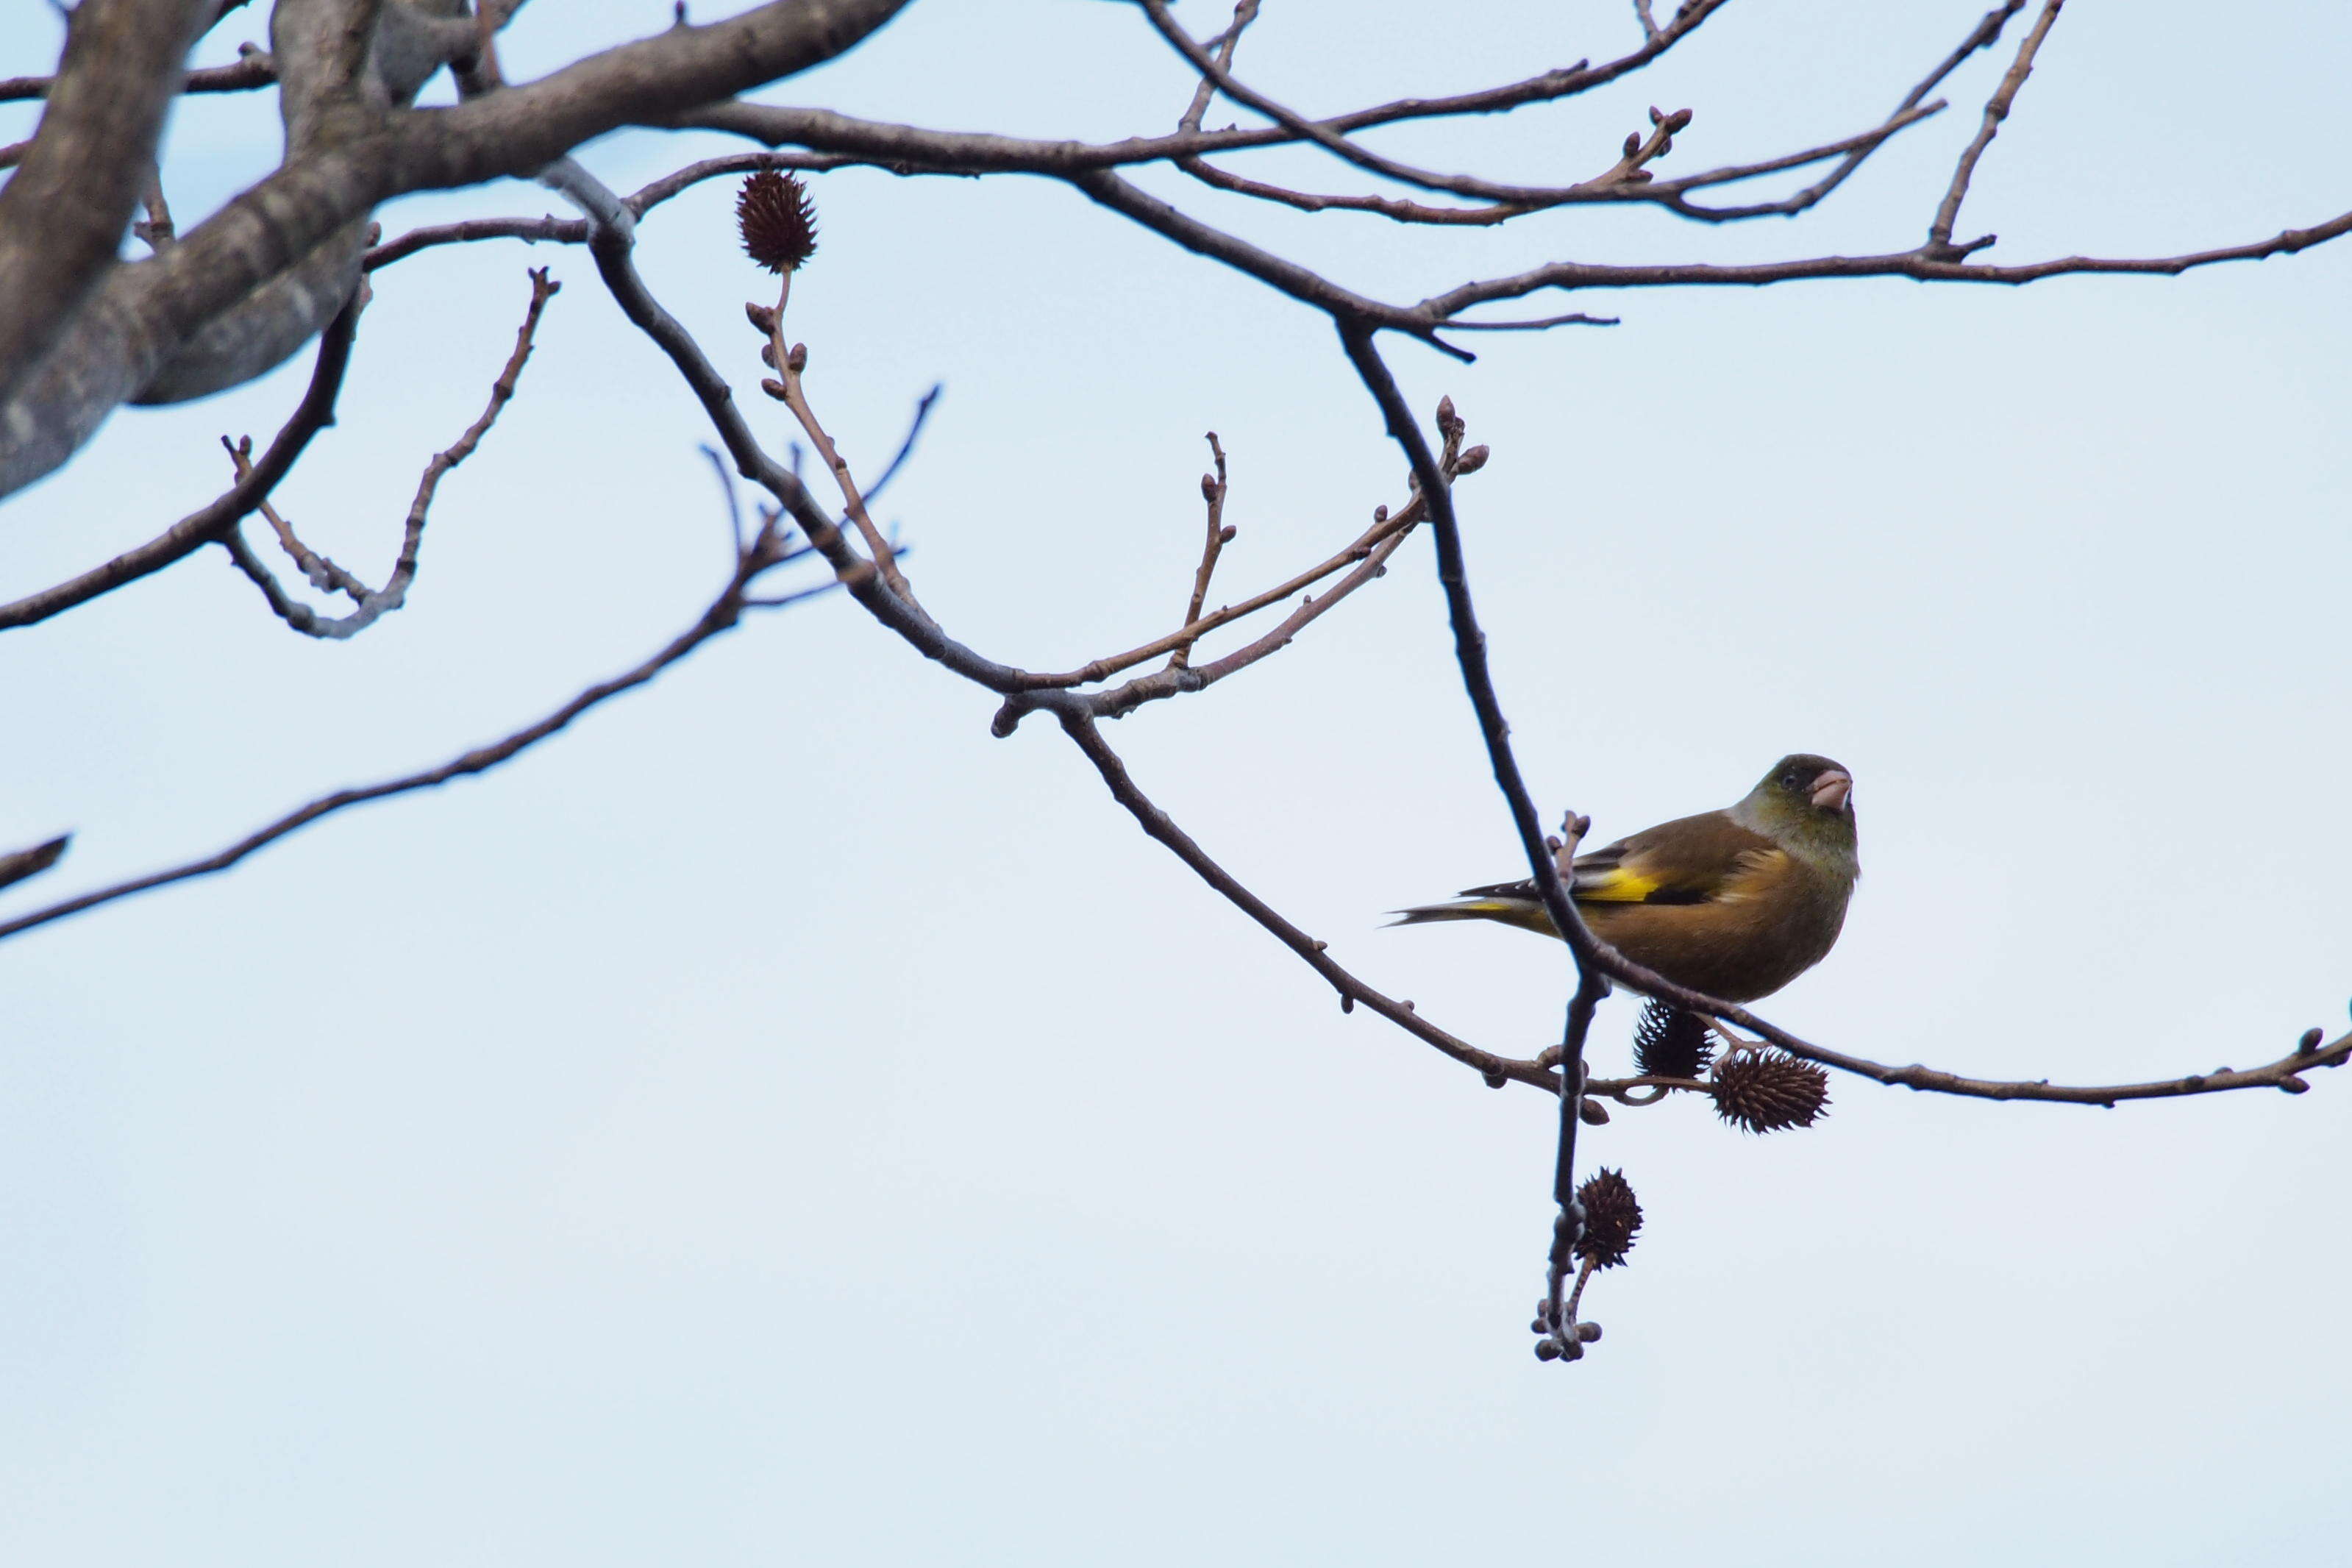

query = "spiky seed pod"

[
  {"left": 1711, "top": 1047, "right": 1831, "bottom": 1134},
  {"left": 1633, "top": 999, "right": 1714, "bottom": 1080},
  {"left": 1572, "top": 1168, "right": 1642, "bottom": 1269},
  {"left": 737, "top": 171, "right": 818, "bottom": 274}
]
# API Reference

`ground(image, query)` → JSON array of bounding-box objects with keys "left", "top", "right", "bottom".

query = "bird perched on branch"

[{"left": 1391, "top": 754, "right": 1859, "bottom": 1004}]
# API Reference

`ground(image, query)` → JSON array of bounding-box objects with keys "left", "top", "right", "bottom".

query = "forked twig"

[{"left": 222, "top": 268, "right": 560, "bottom": 639}]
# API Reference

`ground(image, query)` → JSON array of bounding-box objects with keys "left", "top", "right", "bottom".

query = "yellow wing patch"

[{"left": 1573, "top": 866, "right": 1663, "bottom": 903}]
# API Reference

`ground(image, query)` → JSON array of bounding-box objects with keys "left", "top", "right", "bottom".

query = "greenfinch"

[{"left": 1392, "top": 754, "right": 1859, "bottom": 1004}]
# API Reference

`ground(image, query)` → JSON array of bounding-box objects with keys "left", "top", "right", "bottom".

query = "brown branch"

[
  {"left": 0, "top": 284, "right": 364, "bottom": 631},
  {"left": 1024, "top": 481, "right": 1430, "bottom": 688},
  {"left": 361, "top": 160, "right": 853, "bottom": 274},
  {"left": 222, "top": 268, "right": 557, "bottom": 638},
  {"left": 1055, "top": 709, "right": 1554, "bottom": 1091},
  {"left": 1176, "top": 0, "right": 1258, "bottom": 135},
  {"left": 1064, "top": 507, "right": 1420, "bottom": 725},
  {"left": 0, "top": 48, "right": 274, "bottom": 104},
  {"left": 1065, "top": 168, "right": 1470, "bottom": 360},
  {"left": 1928, "top": 0, "right": 2063, "bottom": 255},
  {"left": 624, "top": 151, "right": 860, "bottom": 214},
  {"left": 1134, "top": 0, "right": 1733, "bottom": 210},
  {"left": 1684, "top": 0, "right": 2024, "bottom": 223},
  {"left": 572, "top": 147, "right": 2352, "bottom": 1127},
  {"left": 0, "top": 835, "right": 70, "bottom": 894},
  {"left": 364, "top": 215, "right": 588, "bottom": 270},
  {"left": 1415, "top": 208, "right": 2352, "bottom": 321},
  {"left": 225, "top": 432, "right": 373, "bottom": 599},
  {"left": 0, "top": 490, "right": 816, "bottom": 946},
  {"left": 1168, "top": 434, "right": 1233, "bottom": 673},
  {"left": 672, "top": 8, "right": 1728, "bottom": 179},
  {"left": 758, "top": 291, "right": 923, "bottom": 610},
  {"left": 1334, "top": 329, "right": 2352, "bottom": 1119}
]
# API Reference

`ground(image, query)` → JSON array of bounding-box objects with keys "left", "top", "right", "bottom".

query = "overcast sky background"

[{"left": 4, "top": 1, "right": 2351, "bottom": 1562}]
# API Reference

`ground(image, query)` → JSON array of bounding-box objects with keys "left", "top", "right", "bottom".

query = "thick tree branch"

[
  {"left": 0, "top": 0, "right": 213, "bottom": 409},
  {"left": 0, "top": 0, "right": 910, "bottom": 501}
]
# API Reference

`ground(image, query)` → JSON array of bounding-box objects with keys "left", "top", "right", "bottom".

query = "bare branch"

[
  {"left": 1691, "top": 0, "right": 2025, "bottom": 224},
  {"left": 1066, "top": 168, "right": 1470, "bottom": 360},
  {"left": 758, "top": 291, "right": 924, "bottom": 610},
  {"left": 364, "top": 215, "right": 588, "bottom": 271},
  {"left": 0, "top": 46, "right": 274, "bottom": 104},
  {"left": 0, "top": 835, "right": 70, "bottom": 894},
  {"left": 1022, "top": 485, "right": 1424, "bottom": 688},
  {"left": 1175, "top": 0, "right": 1258, "bottom": 135},
  {"left": 1168, "top": 434, "right": 1232, "bottom": 673},
  {"left": 221, "top": 268, "right": 558, "bottom": 638},
  {"left": 1416, "top": 210, "right": 2352, "bottom": 321},
  {"left": 227, "top": 433, "right": 373, "bottom": 599},
  {"left": 0, "top": 516, "right": 820, "bottom": 947},
  {"left": 1055, "top": 710, "right": 1553, "bottom": 1091},
  {"left": 0, "top": 284, "right": 363, "bottom": 632},
  {"left": 1928, "top": 0, "right": 2063, "bottom": 255},
  {"left": 1132, "top": 0, "right": 1732, "bottom": 210}
]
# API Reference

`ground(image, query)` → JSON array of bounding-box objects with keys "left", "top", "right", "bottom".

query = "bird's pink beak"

[{"left": 1811, "top": 770, "right": 1853, "bottom": 811}]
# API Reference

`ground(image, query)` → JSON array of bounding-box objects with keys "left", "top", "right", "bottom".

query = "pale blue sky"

[{"left": 4, "top": 2, "right": 2351, "bottom": 1562}]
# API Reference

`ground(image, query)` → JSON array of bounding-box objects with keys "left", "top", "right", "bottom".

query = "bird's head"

[{"left": 1738, "top": 753, "right": 1859, "bottom": 864}]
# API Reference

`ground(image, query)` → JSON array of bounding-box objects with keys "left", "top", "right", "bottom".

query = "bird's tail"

[{"left": 1386, "top": 895, "right": 1559, "bottom": 937}]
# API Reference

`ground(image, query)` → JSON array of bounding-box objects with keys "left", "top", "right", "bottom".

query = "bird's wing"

[{"left": 1458, "top": 810, "right": 1786, "bottom": 907}]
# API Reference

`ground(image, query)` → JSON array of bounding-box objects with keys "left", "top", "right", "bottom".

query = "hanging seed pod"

[
  {"left": 736, "top": 170, "right": 819, "bottom": 274},
  {"left": 1710, "top": 1047, "right": 1831, "bottom": 1133},
  {"left": 1572, "top": 1168, "right": 1642, "bottom": 1269},
  {"left": 1633, "top": 999, "right": 1714, "bottom": 1080}
]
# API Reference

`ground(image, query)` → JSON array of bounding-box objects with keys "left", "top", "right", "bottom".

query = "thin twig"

[
  {"left": 1414, "top": 208, "right": 2352, "bottom": 321},
  {"left": 1176, "top": 0, "right": 1258, "bottom": 134},
  {"left": 1133, "top": 0, "right": 1732, "bottom": 210},
  {"left": 1026, "top": 501, "right": 1417, "bottom": 687},
  {"left": 1055, "top": 709, "right": 1550, "bottom": 1089},
  {"left": 224, "top": 433, "right": 374, "bottom": 599},
  {"left": 0, "top": 835, "right": 69, "bottom": 894},
  {"left": 0, "top": 51, "right": 276, "bottom": 104},
  {"left": 858, "top": 382, "right": 943, "bottom": 510},
  {"left": 761, "top": 286, "right": 922, "bottom": 609},
  {"left": 365, "top": 215, "right": 587, "bottom": 270},
  {"left": 1928, "top": 0, "right": 2063, "bottom": 254},
  {"left": 0, "top": 516, "right": 812, "bottom": 944},
  {"left": 221, "top": 268, "right": 558, "bottom": 639},
  {"left": 1168, "top": 433, "right": 1231, "bottom": 672},
  {"left": 1683, "top": 0, "right": 2023, "bottom": 223}
]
